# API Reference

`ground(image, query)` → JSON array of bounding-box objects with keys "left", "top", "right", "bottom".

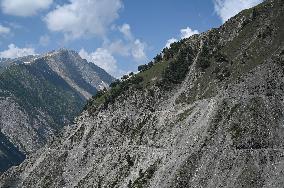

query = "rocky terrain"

[
  {"left": 1, "top": 0, "right": 284, "bottom": 187},
  {"left": 0, "top": 49, "right": 114, "bottom": 172}
]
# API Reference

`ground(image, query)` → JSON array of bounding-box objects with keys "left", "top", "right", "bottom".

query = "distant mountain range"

[{"left": 0, "top": 49, "right": 114, "bottom": 172}]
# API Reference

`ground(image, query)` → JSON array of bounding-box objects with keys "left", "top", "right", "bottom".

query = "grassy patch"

[{"left": 139, "top": 61, "right": 169, "bottom": 87}]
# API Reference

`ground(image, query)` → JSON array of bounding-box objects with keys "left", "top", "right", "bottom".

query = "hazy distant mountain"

[{"left": 0, "top": 49, "right": 114, "bottom": 172}]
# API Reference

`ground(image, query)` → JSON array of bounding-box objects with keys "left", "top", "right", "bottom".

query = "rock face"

[
  {"left": 0, "top": 49, "right": 114, "bottom": 172},
  {"left": 1, "top": 0, "right": 284, "bottom": 187}
]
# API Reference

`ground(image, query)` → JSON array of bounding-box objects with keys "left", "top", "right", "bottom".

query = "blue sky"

[{"left": 0, "top": 0, "right": 263, "bottom": 77}]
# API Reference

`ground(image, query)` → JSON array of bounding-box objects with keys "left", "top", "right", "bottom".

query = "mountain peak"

[
  {"left": 0, "top": 47, "right": 114, "bottom": 173},
  {"left": 57, "top": 48, "right": 77, "bottom": 54},
  {"left": 43, "top": 48, "right": 79, "bottom": 59}
]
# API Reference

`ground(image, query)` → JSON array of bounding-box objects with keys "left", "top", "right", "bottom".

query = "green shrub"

[
  {"left": 161, "top": 46, "right": 194, "bottom": 85},
  {"left": 109, "top": 79, "right": 121, "bottom": 88},
  {"left": 138, "top": 64, "right": 149, "bottom": 72},
  {"left": 197, "top": 58, "right": 210, "bottom": 71}
]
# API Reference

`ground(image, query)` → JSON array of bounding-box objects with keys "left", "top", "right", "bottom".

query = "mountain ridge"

[
  {"left": 0, "top": 49, "right": 114, "bottom": 173},
  {"left": 1, "top": 0, "right": 284, "bottom": 187}
]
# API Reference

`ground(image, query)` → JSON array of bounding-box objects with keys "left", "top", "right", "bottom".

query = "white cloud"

[
  {"left": 0, "top": 44, "right": 36, "bottom": 58},
  {"left": 108, "top": 40, "right": 130, "bottom": 57},
  {"left": 112, "top": 24, "right": 147, "bottom": 62},
  {"left": 118, "top": 24, "right": 133, "bottom": 41},
  {"left": 180, "top": 27, "right": 199, "bottom": 39},
  {"left": 80, "top": 23, "right": 147, "bottom": 77},
  {"left": 165, "top": 27, "right": 199, "bottom": 48},
  {"left": 131, "top": 39, "right": 147, "bottom": 62},
  {"left": 165, "top": 38, "right": 178, "bottom": 48},
  {"left": 104, "top": 23, "right": 147, "bottom": 62},
  {"left": 0, "top": 24, "right": 10, "bottom": 36},
  {"left": 45, "top": 0, "right": 122, "bottom": 40},
  {"left": 39, "top": 35, "right": 50, "bottom": 46},
  {"left": 1, "top": 0, "right": 53, "bottom": 17},
  {"left": 79, "top": 48, "right": 119, "bottom": 76},
  {"left": 213, "top": 0, "right": 263, "bottom": 23}
]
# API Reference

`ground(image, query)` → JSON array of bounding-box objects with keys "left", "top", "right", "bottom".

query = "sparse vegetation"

[
  {"left": 84, "top": 38, "right": 197, "bottom": 112},
  {"left": 0, "top": 63, "right": 84, "bottom": 128},
  {"left": 160, "top": 44, "right": 195, "bottom": 86},
  {"left": 85, "top": 74, "right": 144, "bottom": 112}
]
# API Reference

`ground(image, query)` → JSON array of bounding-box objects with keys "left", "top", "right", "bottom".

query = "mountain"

[
  {"left": 0, "top": 58, "right": 10, "bottom": 68},
  {"left": 0, "top": 49, "right": 114, "bottom": 173},
  {"left": 1, "top": 0, "right": 284, "bottom": 187}
]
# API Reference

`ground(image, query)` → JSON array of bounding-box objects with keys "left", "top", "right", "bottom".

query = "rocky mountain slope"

[
  {"left": 0, "top": 49, "right": 114, "bottom": 172},
  {"left": 1, "top": 0, "right": 284, "bottom": 187}
]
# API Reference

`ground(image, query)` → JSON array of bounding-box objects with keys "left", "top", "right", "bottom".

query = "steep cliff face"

[
  {"left": 1, "top": 0, "right": 284, "bottom": 187},
  {"left": 0, "top": 49, "right": 114, "bottom": 172}
]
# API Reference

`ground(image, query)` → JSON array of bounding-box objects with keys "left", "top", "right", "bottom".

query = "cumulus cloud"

[
  {"left": 0, "top": 24, "right": 10, "bottom": 36},
  {"left": 118, "top": 24, "right": 133, "bottom": 41},
  {"left": 213, "top": 0, "right": 263, "bottom": 23},
  {"left": 108, "top": 40, "right": 130, "bottom": 57},
  {"left": 1, "top": 0, "right": 53, "bottom": 17},
  {"left": 45, "top": 0, "right": 122, "bottom": 40},
  {"left": 80, "top": 23, "right": 147, "bottom": 77},
  {"left": 165, "top": 27, "right": 199, "bottom": 48},
  {"left": 180, "top": 27, "right": 199, "bottom": 39},
  {"left": 165, "top": 38, "right": 178, "bottom": 48},
  {"left": 131, "top": 39, "right": 147, "bottom": 61},
  {"left": 106, "top": 23, "right": 147, "bottom": 62},
  {"left": 0, "top": 44, "right": 36, "bottom": 58},
  {"left": 79, "top": 48, "right": 119, "bottom": 76}
]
